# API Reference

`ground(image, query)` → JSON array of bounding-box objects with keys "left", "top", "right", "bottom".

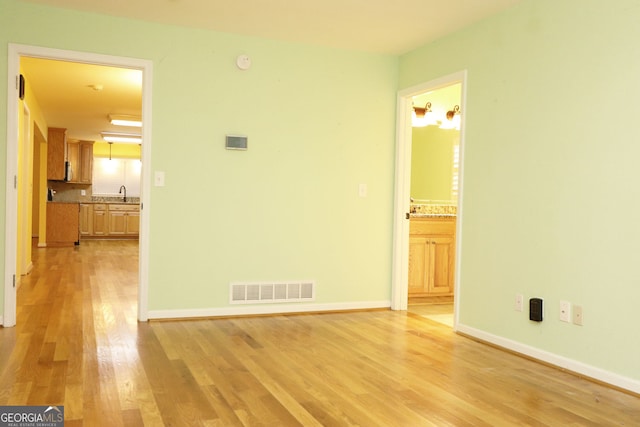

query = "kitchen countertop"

[
  {"left": 49, "top": 197, "right": 140, "bottom": 205},
  {"left": 84, "top": 197, "right": 140, "bottom": 204}
]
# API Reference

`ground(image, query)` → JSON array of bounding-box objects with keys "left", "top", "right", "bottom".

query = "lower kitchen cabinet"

[
  {"left": 408, "top": 217, "right": 456, "bottom": 297},
  {"left": 79, "top": 203, "right": 139, "bottom": 238},
  {"left": 46, "top": 202, "right": 79, "bottom": 246},
  {"left": 79, "top": 204, "right": 93, "bottom": 236},
  {"left": 108, "top": 204, "right": 140, "bottom": 236},
  {"left": 92, "top": 204, "right": 108, "bottom": 236}
]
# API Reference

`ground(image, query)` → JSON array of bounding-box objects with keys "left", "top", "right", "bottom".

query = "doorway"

[
  {"left": 4, "top": 44, "right": 153, "bottom": 327},
  {"left": 390, "top": 71, "right": 467, "bottom": 330}
]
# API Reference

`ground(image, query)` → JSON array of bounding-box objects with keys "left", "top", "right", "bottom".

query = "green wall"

[
  {"left": 400, "top": 0, "right": 640, "bottom": 383},
  {"left": 410, "top": 126, "right": 456, "bottom": 202},
  {"left": 0, "top": 0, "right": 397, "bottom": 313},
  {"left": 3, "top": 0, "right": 639, "bottom": 391}
]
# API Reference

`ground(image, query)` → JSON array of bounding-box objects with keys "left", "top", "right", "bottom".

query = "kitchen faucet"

[{"left": 119, "top": 185, "right": 127, "bottom": 202}]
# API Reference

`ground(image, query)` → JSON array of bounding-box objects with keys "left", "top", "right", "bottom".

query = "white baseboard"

[
  {"left": 148, "top": 300, "right": 391, "bottom": 320},
  {"left": 456, "top": 323, "right": 640, "bottom": 395}
]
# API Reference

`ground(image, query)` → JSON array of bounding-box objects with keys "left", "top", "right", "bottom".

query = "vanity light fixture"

[
  {"left": 101, "top": 132, "right": 142, "bottom": 144},
  {"left": 109, "top": 114, "right": 142, "bottom": 127},
  {"left": 440, "top": 105, "right": 461, "bottom": 130},
  {"left": 412, "top": 102, "right": 438, "bottom": 127}
]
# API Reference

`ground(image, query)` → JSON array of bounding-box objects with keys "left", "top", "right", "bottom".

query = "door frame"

[
  {"left": 4, "top": 43, "right": 153, "bottom": 326},
  {"left": 390, "top": 71, "right": 467, "bottom": 327}
]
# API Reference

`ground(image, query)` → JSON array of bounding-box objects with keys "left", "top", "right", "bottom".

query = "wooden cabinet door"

[
  {"left": 67, "top": 141, "right": 79, "bottom": 182},
  {"left": 47, "top": 128, "right": 66, "bottom": 180},
  {"left": 429, "top": 236, "right": 455, "bottom": 294},
  {"left": 125, "top": 211, "right": 140, "bottom": 235},
  {"left": 79, "top": 204, "right": 93, "bottom": 236},
  {"left": 108, "top": 211, "right": 127, "bottom": 235},
  {"left": 408, "top": 236, "right": 429, "bottom": 294},
  {"left": 79, "top": 142, "right": 93, "bottom": 183},
  {"left": 93, "top": 207, "right": 108, "bottom": 236},
  {"left": 409, "top": 217, "right": 456, "bottom": 297}
]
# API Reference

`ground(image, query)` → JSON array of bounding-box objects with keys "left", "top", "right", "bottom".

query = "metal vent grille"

[{"left": 230, "top": 281, "right": 316, "bottom": 304}]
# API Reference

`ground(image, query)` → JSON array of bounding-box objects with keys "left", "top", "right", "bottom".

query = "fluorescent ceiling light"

[
  {"left": 101, "top": 132, "right": 142, "bottom": 144},
  {"left": 109, "top": 114, "right": 142, "bottom": 127}
]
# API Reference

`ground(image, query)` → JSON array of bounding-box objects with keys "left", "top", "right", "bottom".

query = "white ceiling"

[
  {"left": 21, "top": 57, "right": 142, "bottom": 142},
  {"left": 22, "top": 0, "right": 522, "bottom": 55},
  {"left": 19, "top": 0, "right": 522, "bottom": 143}
]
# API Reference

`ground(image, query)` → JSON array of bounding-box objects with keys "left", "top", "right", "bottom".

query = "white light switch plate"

[
  {"left": 358, "top": 183, "right": 367, "bottom": 198},
  {"left": 154, "top": 171, "right": 165, "bottom": 187}
]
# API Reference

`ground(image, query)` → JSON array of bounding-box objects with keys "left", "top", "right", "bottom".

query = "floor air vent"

[{"left": 230, "top": 281, "right": 315, "bottom": 304}]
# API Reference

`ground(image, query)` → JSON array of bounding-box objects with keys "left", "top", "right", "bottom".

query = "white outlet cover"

[
  {"left": 515, "top": 294, "right": 524, "bottom": 312},
  {"left": 560, "top": 300, "right": 571, "bottom": 322}
]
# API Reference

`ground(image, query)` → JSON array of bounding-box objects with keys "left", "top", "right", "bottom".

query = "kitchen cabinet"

[
  {"left": 92, "top": 204, "right": 108, "bottom": 236},
  {"left": 47, "top": 127, "right": 66, "bottom": 180},
  {"left": 108, "top": 204, "right": 140, "bottom": 236},
  {"left": 408, "top": 217, "right": 455, "bottom": 296},
  {"left": 46, "top": 202, "right": 79, "bottom": 246},
  {"left": 79, "top": 204, "right": 93, "bottom": 236},
  {"left": 80, "top": 203, "right": 139, "bottom": 238},
  {"left": 67, "top": 141, "right": 93, "bottom": 184}
]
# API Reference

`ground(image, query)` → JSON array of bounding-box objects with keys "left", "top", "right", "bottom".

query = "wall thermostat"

[
  {"left": 226, "top": 135, "right": 248, "bottom": 150},
  {"left": 236, "top": 55, "right": 251, "bottom": 70}
]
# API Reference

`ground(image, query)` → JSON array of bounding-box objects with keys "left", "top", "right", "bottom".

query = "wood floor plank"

[{"left": 0, "top": 240, "right": 639, "bottom": 426}]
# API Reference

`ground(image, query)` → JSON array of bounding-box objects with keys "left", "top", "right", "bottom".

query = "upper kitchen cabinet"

[
  {"left": 67, "top": 140, "right": 93, "bottom": 184},
  {"left": 47, "top": 127, "right": 66, "bottom": 180}
]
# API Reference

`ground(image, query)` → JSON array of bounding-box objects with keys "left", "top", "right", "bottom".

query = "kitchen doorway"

[
  {"left": 390, "top": 71, "right": 467, "bottom": 331},
  {"left": 3, "top": 44, "right": 153, "bottom": 326}
]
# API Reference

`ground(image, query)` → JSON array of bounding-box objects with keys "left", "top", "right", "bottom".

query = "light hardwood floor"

[{"left": 1, "top": 240, "right": 638, "bottom": 426}]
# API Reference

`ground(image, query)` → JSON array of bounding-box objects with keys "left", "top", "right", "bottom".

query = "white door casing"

[
  {"left": 390, "top": 70, "right": 467, "bottom": 330},
  {"left": 4, "top": 44, "right": 153, "bottom": 326}
]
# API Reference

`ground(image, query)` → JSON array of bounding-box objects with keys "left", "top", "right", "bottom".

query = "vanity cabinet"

[
  {"left": 408, "top": 217, "right": 456, "bottom": 296},
  {"left": 47, "top": 127, "right": 66, "bottom": 180}
]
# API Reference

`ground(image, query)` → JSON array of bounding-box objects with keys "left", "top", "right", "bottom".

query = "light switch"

[
  {"left": 358, "top": 183, "right": 368, "bottom": 198},
  {"left": 154, "top": 171, "right": 165, "bottom": 187}
]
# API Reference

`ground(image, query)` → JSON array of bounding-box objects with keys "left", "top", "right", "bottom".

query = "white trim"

[
  {"left": 4, "top": 45, "right": 20, "bottom": 327},
  {"left": 390, "top": 71, "right": 468, "bottom": 328},
  {"left": 4, "top": 44, "right": 152, "bottom": 325},
  {"left": 457, "top": 323, "right": 640, "bottom": 395},
  {"left": 148, "top": 300, "right": 392, "bottom": 320}
]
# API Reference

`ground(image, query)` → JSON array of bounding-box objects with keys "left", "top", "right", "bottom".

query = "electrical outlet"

[
  {"left": 515, "top": 294, "right": 524, "bottom": 312},
  {"left": 560, "top": 300, "right": 571, "bottom": 322},
  {"left": 573, "top": 305, "right": 583, "bottom": 326}
]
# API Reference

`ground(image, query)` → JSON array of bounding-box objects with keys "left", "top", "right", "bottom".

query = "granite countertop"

[
  {"left": 86, "top": 196, "right": 140, "bottom": 204},
  {"left": 49, "top": 197, "right": 140, "bottom": 204},
  {"left": 410, "top": 203, "right": 457, "bottom": 218}
]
